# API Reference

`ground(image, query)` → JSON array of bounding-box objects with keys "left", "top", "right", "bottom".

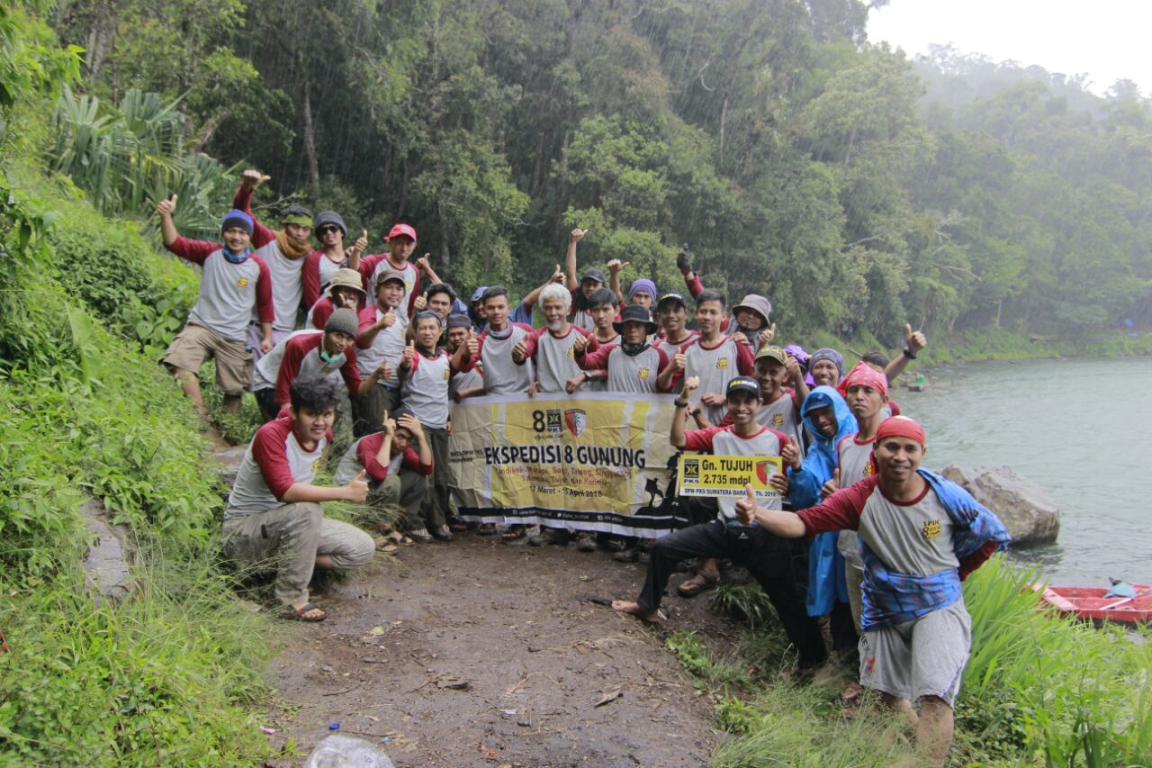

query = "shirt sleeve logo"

[
  {"left": 922, "top": 520, "right": 942, "bottom": 540},
  {"left": 237, "top": 276, "right": 250, "bottom": 288}
]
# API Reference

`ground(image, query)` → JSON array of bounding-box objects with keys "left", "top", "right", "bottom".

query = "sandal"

[
  {"left": 281, "top": 603, "right": 327, "bottom": 622},
  {"left": 501, "top": 526, "right": 527, "bottom": 540},
  {"left": 677, "top": 572, "right": 719, "bottom": 598},
  {"left": 386, "top": 531, "right": 415, "bottom": 546},
  {"left": 477, "top": 523, "right": 497, "bottom": 536},
  {"left": 409, "top": 527, "right": 434, "bottom": 543},
  {"left": 374, "top": 537, "right": 399, "bottom": 553}
]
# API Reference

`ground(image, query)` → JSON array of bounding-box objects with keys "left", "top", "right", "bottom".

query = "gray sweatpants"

[
  {"left": 421, "top": 426, "right": 450, "bottom": 530},
  {"left": 222, "top": 502, "right": 375, "bottom": 606},
  {"left": 372, "top": 469, "right": 428, "bottom": 531}
]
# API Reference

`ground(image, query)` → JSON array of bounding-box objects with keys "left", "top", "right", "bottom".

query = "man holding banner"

[{"left": 612, "top": 376, "right": 827, "bottom": 672}]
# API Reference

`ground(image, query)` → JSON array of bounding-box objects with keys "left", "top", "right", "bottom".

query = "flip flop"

[
  {"left": 281, "top": 603, "right": 327, "bottom": 622},
  {"left": 677, "top": 572, "right": 719, "bottom": 598},
  {"left": 374, "top": 537, "right": 399, "bottom": 553}
]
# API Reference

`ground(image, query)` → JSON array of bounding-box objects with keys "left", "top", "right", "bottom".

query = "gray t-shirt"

[
  {"left": 859, "top": 486, "right": 960, "bottom": 577},
  {"left": 252, "top": 239, "right": 305, "bottom": 332},
  {"left": 837, "top": 434, "right": 877, "bottom": 567},
  {"left": 683, "top": 336, "right": 746, "bottom": 425},
  {"left": 521, "top": 325, "right": 589, "bottom": 394},
  {"left": 474, "top": 323, "right": 534, "bottom": 395}
]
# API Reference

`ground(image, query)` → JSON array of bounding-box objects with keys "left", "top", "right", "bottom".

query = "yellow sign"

[
  {"left": 447, "top": 394, "right": 679, "bottom": 536},
  {"left": 677, "top": 454, "right": 782, "bottom": 503}
]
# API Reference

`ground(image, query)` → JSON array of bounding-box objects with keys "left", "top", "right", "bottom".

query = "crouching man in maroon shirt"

[{"left": 223, "top": 379, "right": 376, "bottom": 621}]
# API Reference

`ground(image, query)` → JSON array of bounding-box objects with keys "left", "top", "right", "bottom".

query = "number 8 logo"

[{"left": 532, "top": 410, "right": 546, "bottom": 433}]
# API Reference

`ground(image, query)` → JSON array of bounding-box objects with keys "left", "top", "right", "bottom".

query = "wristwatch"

[
  {"left": 902, "top": 347, "right": 917, "bottom": 360},
  {"left": 674, "top": 399, "right": 689, "bottom": 408}
]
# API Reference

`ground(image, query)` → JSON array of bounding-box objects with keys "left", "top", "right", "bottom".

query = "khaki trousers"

[{"left": 222, "top": 502, "right": 374, "bottom": 605}]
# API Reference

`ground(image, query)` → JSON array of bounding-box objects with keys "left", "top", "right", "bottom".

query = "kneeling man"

[
  {"left": 223, "top": 379, "right": 376, "bottom": 621},
  {"left": 733, "top": 416, "right": 1010, "bottom": 765}
]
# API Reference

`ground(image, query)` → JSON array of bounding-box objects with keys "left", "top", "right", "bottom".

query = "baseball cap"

[
  {"left": 726, "top": 377, "right": 761, "bottom": 399},
  {"left": 581, "top": 268, "right": 607, "bottom": 285},
  {"left": 376, "top": 269, "right": 406, "bottom": 289},
  {"left": 755, "top": 345, "right": 787, "bottom": 365},
  {"left": 387, "top": 223, "right": 417, "bottom": 242},
  {"left": 657, "top": 292, "right": 687, "bottom": 310}
]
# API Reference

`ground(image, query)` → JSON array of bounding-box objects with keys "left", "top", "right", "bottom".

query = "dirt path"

[{"left": 261, "top": 534, "right": 742, "bottom": 767}]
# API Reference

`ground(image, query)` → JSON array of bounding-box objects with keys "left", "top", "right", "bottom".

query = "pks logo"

[
  {"left": 771, "top": 413, "right": 784, "bottom": 427},
  {"left": 716, "top": 357, "right": 729, "bottom": 369},
  {"left": 755, "top": 460, "right": 775, "bottom": 485},
  {"left": 443, "top": 368, "right": 451, "bottom": 379},
  {"left": 681, "top": 458, "right": 700, "bottom": 481},
  {"left": 637, "top": 367, "right": 650, "bottom": 380},
  {"left": 236, "top": 276, "right": 250, "bottom": 288},
  {"left": 564, "top": 409, "right": 587, "bottom": 437},
  {"left": 922, "top": 520, "right": 942, "bottom": 540}
]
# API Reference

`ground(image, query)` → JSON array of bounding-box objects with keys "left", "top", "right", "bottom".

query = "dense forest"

[{"left": 42, "top": 0, "right": 1152, "bottom": 343}]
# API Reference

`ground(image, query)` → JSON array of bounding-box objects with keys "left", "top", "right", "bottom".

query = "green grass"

[{"left": 675, "top": 558, "right": 1152, "bottom": 767}]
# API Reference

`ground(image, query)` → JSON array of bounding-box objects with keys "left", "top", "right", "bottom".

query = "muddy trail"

[{"left": 259, "top": 533, "right": 747, "bottom": 767}]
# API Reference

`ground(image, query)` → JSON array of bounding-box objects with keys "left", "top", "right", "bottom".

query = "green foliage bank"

[{"left": 0, "top": 5, "right": 273, "bottom": 764}]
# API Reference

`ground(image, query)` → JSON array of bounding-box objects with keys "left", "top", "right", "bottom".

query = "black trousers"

[{"left": 638, "top": 520, "right": 827, "bottom": 668}]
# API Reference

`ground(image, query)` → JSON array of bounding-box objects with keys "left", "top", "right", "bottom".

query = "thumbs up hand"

[
  {"left": 904, "top": 323, "right": 927, "bottom": 354},
  {"left": 821, "top": 468, "right": 840, "bottom": 500},
  {"left": 349, "top": 229, "right": 369, "bottom": 257},
  {"left": 572, "top": 332, "right": 591, "bottom": 354},
  {"left": 466, "top": 328, "right": 480, "bottom": 356},
  {"left": 402, "top": 339, "right": 416, "bottom": 367},
  {"left": 512, "top": 338, "right": 528, "bottom": 363},
  {"left": 569, "top": 228, "right": 587, "bottom": 244},
  {"left": 414, "top": 292, "right": 428, "bottom": 311},
  {"left": 550, "top": 263, "right": 564, "bottom": 283},
  {"left": 157, "top": 194, "right": 178, "bottom": 216},
  {"left": 380, "top": 307, "right": 396, "bottom": 328},
  {"left": 672, "top": 351, "right": 686, "bottom": 371},
  {"left": 780, "top": 435, "right": 800, "bottom": 469},
  {"left": 735, "top": 484, "right": 758, "bottom": 525},
  {"left": 346, "top": 469, "right": 370, "bottom": 503},
  {"left": 759, "top": 323, "right": 777, "bottom": 347},
  {"left": 241, "top": 169, "right": 270, "bottom": 187}
]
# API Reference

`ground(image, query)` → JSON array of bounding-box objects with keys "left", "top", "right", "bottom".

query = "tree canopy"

[{"left": 45, "top": 0, "right": 1152, "bottom": 340}]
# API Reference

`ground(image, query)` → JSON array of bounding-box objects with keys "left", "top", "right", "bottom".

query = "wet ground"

[{"left": 258, "top": 534, "right": 743, "bottom": 767}]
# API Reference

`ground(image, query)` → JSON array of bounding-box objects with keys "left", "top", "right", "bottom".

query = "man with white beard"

[{"left": 512, "top": 283, "right": 594, "bottom": 394}]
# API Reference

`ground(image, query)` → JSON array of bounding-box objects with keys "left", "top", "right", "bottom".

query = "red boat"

[{"left": 1040, "top": 584, "right": 1152, "bottom": 625}]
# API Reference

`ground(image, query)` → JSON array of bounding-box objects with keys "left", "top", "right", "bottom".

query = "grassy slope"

[{"left": 0, "top": 170, "right": 277, "bottom": 765}]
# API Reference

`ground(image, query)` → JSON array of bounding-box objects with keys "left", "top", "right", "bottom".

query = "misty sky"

[{"left": 868, "top": 0, "right": 1152, "bottom": 96}]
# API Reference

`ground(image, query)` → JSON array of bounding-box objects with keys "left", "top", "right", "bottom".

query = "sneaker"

[
  {"left": 529, "top": 529, "right": 569, "bottom": 547},
  {"left": 409, "top": 527, "right": 434, "bottom": 543},
  {"left": 576, "top": 533, "right": 597, "bottom": 552}
]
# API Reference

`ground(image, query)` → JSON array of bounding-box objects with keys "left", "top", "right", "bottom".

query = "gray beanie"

[
  {"left": 314, "top": 211, "right": 347, "bottom": 236},
  {"left": 325, "top": 307, "right": 359, "bottom": 339}
]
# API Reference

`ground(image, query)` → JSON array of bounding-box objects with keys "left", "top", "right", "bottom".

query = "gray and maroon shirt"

[
  {"left": 401, "top": 348, "right": 452, "bottom": 429},
  {"left": 576, "top": 342, "right": 669, "bottom": 394},
  {"left": 461, "top": 323, "right": 534, "bottom": 395},
  {"left": 234, "top": 186, "right": 305, "bottom": 332},
  {"left": 681, "top": 335, "right": 755, "bottom": 425},
  {"left": 837, "top": 433, "right": 879, "bottom": 568},
  {"left": 518, "top": 325, "right": 591, "bottom": 394},
  {"left": 166, "top": 236, "right": 273, "bottom": 342},
  {"left": 358, "top": 254, "right": 421, "bottom": 315},
  {"left": 356, "top": 306, "right": 409, "bottom": 388},
  {"left": 225, "top": 418, "right": 329, "bottom": 519}
]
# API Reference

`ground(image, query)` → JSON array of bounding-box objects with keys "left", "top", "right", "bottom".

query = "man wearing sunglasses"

[{"left": 303, "top": 212, "right": 368, "bottom": 309}]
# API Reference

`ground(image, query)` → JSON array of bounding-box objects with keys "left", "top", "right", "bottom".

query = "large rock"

[
  {"left": 80, "top": 499, "right": 135, "bottom": 606},
  {"left": 940, "top": 465, "right": 1060, "bottom": 547},
  {"left": 303, "top": 734, "right": 395, "bottom": 768}
]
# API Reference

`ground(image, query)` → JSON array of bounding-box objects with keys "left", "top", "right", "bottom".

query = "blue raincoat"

[{"left": 787, "top": 386, "right": 859, "bottom": 617}]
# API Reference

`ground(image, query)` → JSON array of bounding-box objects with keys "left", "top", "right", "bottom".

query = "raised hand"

[
  {"left": 759, "top": 323, "right": 777, "bottom": 347},
  {"left": 606, "top": 259, "right": 630, "bottom": 275},
  {"left": 676, "top": 244, "right": 693, "bottom": 275},
  {"left": 375, "top": 360, "right": 392, "bottom": 381},
  {"left": 784, "top": 355, "right": 803, "bottom": 382},
  {"left": 569, "top": 228, "right": 587, "bottom": 244},
  {"left": 382, "top": 410, "right": 395, "bottom": 435},
  {"left": 734, "top": 484, "right": 757, "bottom": 525},
  {"left": 241, "top": 169, "right": 270, "bottom": 187},
  {"left": 413, "top": 292, "right": 428, "bottom": 311},
  {"left": 550, "top": 263, "right": 565, "bottom": 283},
  {"left": 397, "top": 413, "right": 424, "bottom": 437},
  {"left": 820, "top": 468, "right": 840, "bottom": 500},
  {"left": 402, "top": 339, "right": 416, "bottom": 367},
  {"left": 680, "top": 375, "right": 700, "bottom": 399},
  {"left": 572, "top": 332, "right": 591, "bottom": 354},
  {"left": 380, "top": 308, "right": 396, "bottom": 328},
  {"left": 157, "top": 194, "right": 178, "bottom": 216},
  {"left": 466, "top": 328, "right": 480, "bottom": 357},
  {"left": 415, "top": 253, "right": 432, "bottom": 272},
  {"left": 905, "top": 323, "right": 927, "bottom": 354},
  {"left": 780, "top": 435, "right": 800, "bottom": 469},
  {"left": 348, "top": 230, "right": 368, "bottom": 257},
  {"left": 346, "top": 469, "right": 370, "bottom": 503}
]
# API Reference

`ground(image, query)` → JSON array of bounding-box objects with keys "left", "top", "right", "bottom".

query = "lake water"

[{"left": 903, "top": 356, "right": 1152, "bottom": 586}]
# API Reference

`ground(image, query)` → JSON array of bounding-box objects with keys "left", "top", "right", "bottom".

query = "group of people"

[{"left": 159, "top": 170, "right": 1010, "bottom": 766}]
